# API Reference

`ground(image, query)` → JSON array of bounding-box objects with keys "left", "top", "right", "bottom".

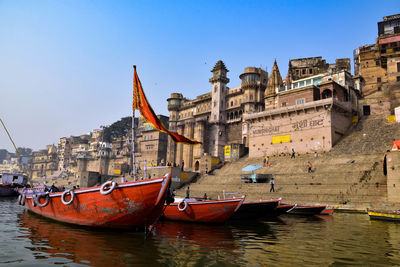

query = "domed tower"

[
  {"left": 265, "top": 60, "right": 283, "bottom": 110},
  {"left": 166, "top": 93, "right": 183, "bottom": 163},
  {"left": 208, "top": 60, "right": 229, "bottom": 158},
  {"left": 239, "top": 67, "right": 268, "bottom": 114}
]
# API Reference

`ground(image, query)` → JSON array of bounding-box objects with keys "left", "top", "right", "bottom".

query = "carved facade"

[{"left": 166, "top": 57, "right": 356, "bottom": 169}]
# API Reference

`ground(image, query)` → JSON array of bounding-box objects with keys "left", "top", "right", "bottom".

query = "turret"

[
  {"left": 240, "top": 67, "right": 268, "bottom": 114},
  {"left": 209, "top": 60, "right": 229, "bottom": 123}
]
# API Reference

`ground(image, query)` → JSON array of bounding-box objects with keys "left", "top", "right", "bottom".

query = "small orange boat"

[
  {"left": 21, "top": 175, "right": 171, "bottom": 229},
  {"left": 162, "top": 197, "right": 245, "bottom": 223}
]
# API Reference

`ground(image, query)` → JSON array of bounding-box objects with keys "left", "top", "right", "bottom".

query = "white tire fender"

[
  {"left": 36, "top": 193, "right": 50, "bottom": 208},
  {"left": 61, "top": 190, "right": 75, "bottom": 205},
  {"left": 177, "top": 200, "right": 188, "bottom": 212},
  {"left": 100, "top": 181, "right": 117, "bottom": 195}
]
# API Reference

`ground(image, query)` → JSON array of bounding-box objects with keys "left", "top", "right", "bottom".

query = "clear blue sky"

[{"left": 0, "top": 0, "right": 399, "bottom": 151}]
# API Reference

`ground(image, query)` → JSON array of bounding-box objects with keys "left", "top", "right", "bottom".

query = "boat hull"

[
  {"left": 230, "top": 199, "right": 280, "bottom": 220},
  {"left": 273, "top": 204, "right": 296, "bottom": 216},
  {"left": 163, "top": 198, "right": 245, "bottom": 223},
  {"left": 368, "top": 210, "right": 400, "bottom": 222},
  {"left": 24, "top": 175, "right": 171, "bottom": 229},
  {"left": 288, "top": 205, "right": 327, "bottom": 215},
  {"left": 0, "top": 184, "right": 18, "bottom": 197}
]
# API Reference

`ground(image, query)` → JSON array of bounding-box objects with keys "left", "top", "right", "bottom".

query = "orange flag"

[{"left": 133, "top": 66, "right": 201, "bottom": 145}]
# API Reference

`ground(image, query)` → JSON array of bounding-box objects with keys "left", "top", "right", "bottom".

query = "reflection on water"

[{"left": 2, "top": 198, "right": 400, "bottom": 266}]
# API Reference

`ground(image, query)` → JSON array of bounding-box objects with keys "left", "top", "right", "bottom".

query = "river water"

[{"left": 1, "top": 197, "right": 400, "bottom": 266}]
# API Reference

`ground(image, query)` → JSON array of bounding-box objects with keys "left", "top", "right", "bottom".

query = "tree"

[{"left": 102, "top": 117, "right": 131, "bottom": 142}]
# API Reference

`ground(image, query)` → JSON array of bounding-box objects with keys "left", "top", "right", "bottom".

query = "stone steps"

[{"left": 176, "top": 116, "right": 399, "bottom": 209}]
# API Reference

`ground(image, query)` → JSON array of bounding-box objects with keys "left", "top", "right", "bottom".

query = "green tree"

[{"left": 102, "top": 117, "right": 131, "bottom": 142}]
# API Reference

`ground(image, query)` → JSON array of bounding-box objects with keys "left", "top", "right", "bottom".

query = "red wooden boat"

[
  {"left": 21, "top": 175, "right": 171, "bottom": 229},
  {"left": 162, "top": 197, "right": 245, "bottom": 223},
  {"left": 320, "top": 208, "right": 334, "bottom": 215}
]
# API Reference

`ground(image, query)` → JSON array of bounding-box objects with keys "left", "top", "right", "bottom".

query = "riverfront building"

[
  {"left": 354, "top": 14, "right": 400, "bottom": 115},
  {"left": 166, "top": 57, "right": 359, "bottom": 169}
]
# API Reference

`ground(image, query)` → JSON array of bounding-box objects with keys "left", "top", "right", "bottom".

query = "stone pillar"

[
  {"left": 182, "top": 122, "right": 194, "bottom": 169},
  {"left": 194, "top": 121, "right": 205, "bottom": 157},
  {"left": 387, "top": 152, "right": 400, "bottom": 202},
  {"left": 166, "top": 135, "right": 176, "bottom": 164},
  {"left": 176, "top": 125, "right": 184, "bottom": 165}
]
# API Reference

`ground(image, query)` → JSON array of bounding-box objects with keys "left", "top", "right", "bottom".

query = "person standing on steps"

[
  {"left": 266, "top": 156, "right": 269, "bottom": 167},
  {"left": 186, "top": 186, "right": 190, "bottom": 199},
  {"left": 205, "top": 164, "right": 208, "bottom": 174},
  {"left": 307, "top": 161, "right": 312, "bottom": 173},
  {"left": 270, "top": 178, "right": 275, "bottom": 192},
  {"left": 181, "top": 160, "right": 185, "bottom": 171},
  {"left": 291, "top": 148, "right": 296, "bottom": 159}
]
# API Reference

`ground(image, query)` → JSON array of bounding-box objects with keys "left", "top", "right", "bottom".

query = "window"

[
  {"left": 397, "top": 62, "right": 400, "bottom": 72},
  {"left": 377, "top": 77, "right": 381, "bottom": 83},
  {"left": 302, "top": 69, "right": 306, "bottom": 74},
  {"left": 296, "top": 70, "right": 299, "bottom": 75},
  {"left": 376, "top": 61, "right": 380, "bottom": 66},
  {"left": 214, "top": 115, "right": 216, "bottom": 120},
  {"left": 231, "top": 101, "right": 233, "bottom": 106},
  {"left": 281, "top": 102, "right": 287, "bottom": 107},
  {"left": 309, "top": 69, "right": 313, "bottom": 74},
  {"left": 214, "top": 86, "right": 218, "bottom": 92},
  {"left": 296, "top": 98, "right": 305, "bottom": 105},
  {"left": 214, "top": 101, "right": 216, "bottom": 107},
  {"left": 239, "top": 99, "right": 242, "bottom": 104},
  {"left": 250, "top": 95, "right": 253, "bottom": 100},
  {"left": 397, "top": 76, "right": 400, "bottom": 82},
  {"left": 378, "top": 87, "right": 381, "bottom": 91},
  {"left": 235, "top": 100, "right": 237, "bottom": 105}
]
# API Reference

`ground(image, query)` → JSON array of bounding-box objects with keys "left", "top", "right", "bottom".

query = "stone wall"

[
  {"left": 226, "top": 123, "right": 242, "bottom": 144},
  {"left": 387, "top": 152, "right": 400, "bottom": 202}
]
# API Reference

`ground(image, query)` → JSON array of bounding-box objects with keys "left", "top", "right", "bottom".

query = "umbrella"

[{"left": 241, "top": 164, "right": 262, "bottom": 172}]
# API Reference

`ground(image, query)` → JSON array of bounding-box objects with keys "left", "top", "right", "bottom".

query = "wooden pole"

[
  {"left": 0, "top": 118, "right": 29, "bottom": 176},
  {"left": 132, "top": 65, "right": 137, "bottom": 181}
]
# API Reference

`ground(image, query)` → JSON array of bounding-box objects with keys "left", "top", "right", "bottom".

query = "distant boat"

[
  {"left": 286, "top": 204, "right": 327, "bottom": 216},
  {"left": 162, "top": 197, "right": 245, "bottom": 223},
  {"left": 21, "top": 175, "right": 171, "bottom": 229},
  {"left": 230, "top": 199, "right": 281, "bottom": 220},
  {"left": 0, "top": 173, "right": 28, "bottom": 197},
  {"left": 368, "top": 210, "right": 400, "bottom": 222},
  {"left": 320, "top": 208, "right": 334, "bottom": 215}
]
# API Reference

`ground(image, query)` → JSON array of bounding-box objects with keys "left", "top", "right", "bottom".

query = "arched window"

[
  {"left": 321, "top": 89, "right": 332, "bottom": 99},
  {"left": 231, "top": 101, "right": 233, "bottom": 107}
]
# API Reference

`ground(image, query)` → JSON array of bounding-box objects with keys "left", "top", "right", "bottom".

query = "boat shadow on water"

[{"left": 18, "top": 211, "right": 166, "bottom": 266}]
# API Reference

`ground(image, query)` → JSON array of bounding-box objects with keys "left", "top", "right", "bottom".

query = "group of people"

[{"left": 165, "top": 160, "right": 185, "bottom": 171}]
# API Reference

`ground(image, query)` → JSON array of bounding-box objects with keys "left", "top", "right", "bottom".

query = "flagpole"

[{"left": 132, "top": 65, "right": 137, "bottom": 181}]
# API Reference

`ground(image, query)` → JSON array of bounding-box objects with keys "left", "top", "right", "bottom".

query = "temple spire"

[{"left": 265, "top": 59, "right": 283, "bottom": 96}]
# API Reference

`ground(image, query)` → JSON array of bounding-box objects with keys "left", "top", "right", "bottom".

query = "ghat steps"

[{"left": 176, "top": 115, "right": 400, "bottom": 210}]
